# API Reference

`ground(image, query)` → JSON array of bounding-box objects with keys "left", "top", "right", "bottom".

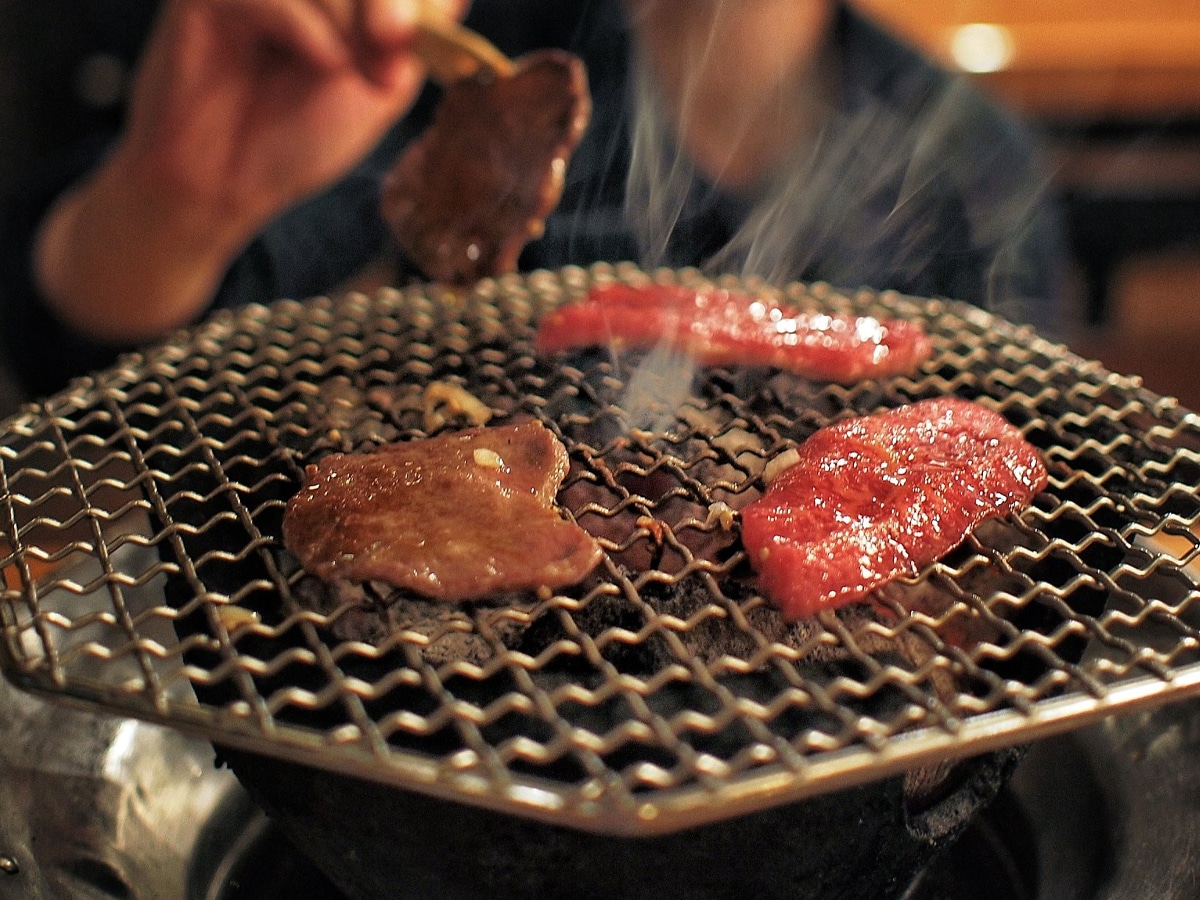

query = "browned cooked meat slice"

[
  {"left": 381, "top": 49, "right": 591, "bottom": 284},
  {"left": 283, "top": 420, "right": 603, "bottom": 601}
]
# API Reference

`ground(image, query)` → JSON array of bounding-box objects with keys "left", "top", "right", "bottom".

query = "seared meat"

[
  {"left": 382, "top": 50, "right": 591, "bottom": 284},
  {"left": 283, "top": 420, "right": 603, "bottom": 601},
  {"left": 535, "top": 283, "right": 933, "bottom": 383},
  {"left": 740, "top": 398, "right": 1047, "bottom": 620}
]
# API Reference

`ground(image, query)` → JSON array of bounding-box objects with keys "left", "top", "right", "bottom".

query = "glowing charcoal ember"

[
  {"left": 283, "top": 420, "right": 603, "bottom": 601},
  {"left": 740, "top": 398, "right": 1047, "bottom": 621},
  {"left": 535, "top": 283, "right": 932, "bottom": 383},
  {"left": 382, "top": 50, "right": 591, "bottom": 285}
]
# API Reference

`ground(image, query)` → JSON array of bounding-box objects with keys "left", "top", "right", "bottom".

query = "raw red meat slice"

[
  {"left": 740, "top": 398, "right": 1047, "bottom": 620},
  {"left": 283, "top": 420, "right": 603, "bottom": 601},
  {"left": 535, "top": 283, "right": 932, "bottom": 383},
  {"left": 382, "top": 50, "right": 591, "bottom": 285}
]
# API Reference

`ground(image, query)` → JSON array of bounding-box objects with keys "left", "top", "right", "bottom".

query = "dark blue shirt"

[{"left": 0, "top": 0, "right": 1065, "bottom": 398}]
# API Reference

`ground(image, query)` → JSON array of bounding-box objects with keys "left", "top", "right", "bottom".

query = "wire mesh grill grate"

[{"left": 3, "top": 262, "right": 1200, "bottom": 834}]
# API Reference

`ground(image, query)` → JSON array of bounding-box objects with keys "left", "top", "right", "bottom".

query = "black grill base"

[{"left": 217, "top": 744, "right": 1024, "bottom": 900}]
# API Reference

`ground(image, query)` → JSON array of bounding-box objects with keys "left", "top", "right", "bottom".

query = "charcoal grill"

[{"left": 2, "top": 262, "right": 1200, "bottom": 841}]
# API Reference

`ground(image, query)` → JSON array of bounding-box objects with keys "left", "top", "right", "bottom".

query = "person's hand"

[
  {"left": 35, "top": 0, "right": 465, "bottom": 343},
  {"left": 123, "top": 0, "right": 464, "bottom": 233}
]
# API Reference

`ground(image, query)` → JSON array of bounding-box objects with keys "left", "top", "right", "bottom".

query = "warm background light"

[
  {"left": 852, "top": 0, "right": 1200, "bottom": 410},
  {"left": 852, "top": 1, "right": 1200, "bottom": 119},
  {"left": 949, "top": 23, "right": 1013, "bottom": 74}
]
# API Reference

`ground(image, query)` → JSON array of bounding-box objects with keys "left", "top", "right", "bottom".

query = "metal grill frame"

[{"left": 3, "top": 262, "right": 1200, "bottom": 836}]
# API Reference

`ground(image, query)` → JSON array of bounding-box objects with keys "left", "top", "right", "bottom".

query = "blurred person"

[{"left": 0, "top": 0, "right": 1065, "bottom": 398}]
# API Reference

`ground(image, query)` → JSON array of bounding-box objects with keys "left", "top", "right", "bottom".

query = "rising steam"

[{"left": 624, "top": 44, "right": 1056, "bottom": 331}]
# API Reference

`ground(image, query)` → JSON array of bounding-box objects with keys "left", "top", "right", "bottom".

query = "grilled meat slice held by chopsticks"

[{"left": 382, "top": 49, "right": 591, "bottom": 284}]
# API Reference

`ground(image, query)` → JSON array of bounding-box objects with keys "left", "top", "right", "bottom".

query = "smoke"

[
  {"left": 623, "top": 41, "right": 1057, "bottom": 331},
  {"left": 613, "top": 11, "right": 1059, "bottom": 428}
]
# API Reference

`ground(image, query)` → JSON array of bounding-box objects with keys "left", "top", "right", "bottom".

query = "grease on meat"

[
  {"left": 740, "top": 398, "right": 1048, "bottom": 620},
  {"left": 382, "top": 50, "right": 591, "bottom": 284},
  {"left": 283, "top": 420, "right": 603, "bottom": 601},
  {"left": 536, "top": 283, "right": 933, "bottom": 383}
]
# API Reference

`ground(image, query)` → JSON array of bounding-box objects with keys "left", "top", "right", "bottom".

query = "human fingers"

[
  {"left": 358, "top": 0, "right": 420, "bottom": 43},
  {"left": 224, "top": 0, "right": 425, "bottom": 87},
  {"left": 353, "top": 0, "right": 469, "bottom": 85},
  {"left": 362, "top": 0, "right": 468, "bottom": 37},
  {"left": 207, "top": 0, "right": 360, "bottom": 71},
  {"left": 350, "top": 0, "right": 420, "bottom": 86}
]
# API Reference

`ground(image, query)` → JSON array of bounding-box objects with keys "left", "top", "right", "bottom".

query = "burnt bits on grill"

[
  {"left": 381, "top": 50, "right": 591, "bottom": 285},
  {"left": 282, "top": 420, "right": 603, "bottom": 602}
]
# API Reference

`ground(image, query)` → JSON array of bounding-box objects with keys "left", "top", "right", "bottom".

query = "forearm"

[
  {"left": 29, "top": 0, "right": 463, "bottom": 345},
  {"left": 32, "top": 148, "right": 258, "bottom": 343}
]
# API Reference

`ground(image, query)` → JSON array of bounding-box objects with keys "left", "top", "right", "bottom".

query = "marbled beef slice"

[
  {"left": 535, "top": 283, "right": 933, "bottom": 383},
  {"left": 740, "top": 398, "right": 1048, "bottom": 620}
]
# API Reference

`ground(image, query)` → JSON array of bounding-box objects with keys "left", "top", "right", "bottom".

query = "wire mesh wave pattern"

[{"left": 2, "top": 263, "right": 1200, "bottom": 834}]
